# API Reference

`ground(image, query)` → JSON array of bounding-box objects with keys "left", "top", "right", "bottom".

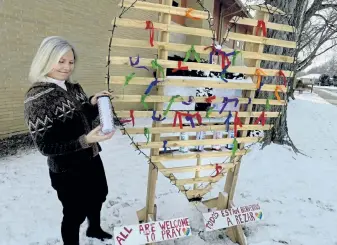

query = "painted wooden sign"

[
  {"left": 203, "top": 203, "right": 263, "bottom": 231},
  {"left": 114, "top": 217, "right": 192, "bottom": 245}
]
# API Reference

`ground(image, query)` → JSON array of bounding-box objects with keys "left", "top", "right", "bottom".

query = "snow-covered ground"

[{"left": 1, "top": 91, "right": 337, "bottom": 245}]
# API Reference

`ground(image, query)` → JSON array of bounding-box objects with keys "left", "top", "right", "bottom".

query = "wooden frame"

[{"left": 109, "top": 2, "right": 293, "bottom": 244}]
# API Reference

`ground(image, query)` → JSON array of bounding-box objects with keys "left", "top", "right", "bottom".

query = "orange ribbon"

[
  {"left": 205, "top": 95, "right": 216, "bottom": 103},
  {"left": 274, "top": 85, "right": 282, "bottom": 101},
  {"left": 185, "top": 8, "right": 201, "bottom": 20},
  {"left": 255, "top": 68, "right": 267, "bottom": 91},
  {"left": 172, "top": 60, "right": 189, "bottom": 73}
]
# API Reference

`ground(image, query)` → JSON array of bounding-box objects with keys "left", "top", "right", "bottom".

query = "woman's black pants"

[{"left": 49, "top": 154, "right": 108, "bottom": 245}]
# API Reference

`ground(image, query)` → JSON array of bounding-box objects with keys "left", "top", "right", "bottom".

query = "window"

[{"left": 172, "top": 1, "right": 179, "bottom": 7}]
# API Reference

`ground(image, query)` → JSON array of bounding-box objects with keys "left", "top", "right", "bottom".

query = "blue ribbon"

[
  {"left": 145, "top": 77, "right": 160, "bottom": 95},
  {"left": 244, "top": 98, "right": 252, "bottom": 111},
  {"left": 152, "top": 110, "right": 166, "bottom": 121},
  {"left": 224, "top": 111, "right": 232, "bottom": 132},
  {"left": 220, "top": 97, "right": 239, "bottom": 114},
  {"left": 163, "top": 140, "right": 168, "bottom": 152},
  {"left": 220, "top": 65, "right": 230, "bottom": 82},
  {"left": 182, "top": 96, "right": 194, "bottom": 105}
]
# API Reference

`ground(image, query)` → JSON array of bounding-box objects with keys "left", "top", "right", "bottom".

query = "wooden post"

[{"left": 223, "top": 9, "right": 270, "bottom": 245}]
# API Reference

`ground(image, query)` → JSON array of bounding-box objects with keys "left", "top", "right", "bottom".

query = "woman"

[{"left": 24, "top": 36, "right": 114, "bottom": 245}]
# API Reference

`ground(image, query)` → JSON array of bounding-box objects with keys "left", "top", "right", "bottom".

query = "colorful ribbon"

[
  {"left": 185, "top": 8, "right": 200, "bottom": 20},
  {"left": 151, "top": 59, "right": 165, "bottom": 79},
  {"left": 152, "top": 110, "right": 166, "bottom": 121},
  {"left": 256, "top": 20, "right": 267, "bottom": 37},
  {"left": 141, "top": 94, "right": 149, "bottom": 110},
  {"left": 173, "top": 111, "right": 202, "bottom": 129},
  {"left": 206, "top": 106, "right": 215, "bottom": 118},
  {"left": 224, "top": 111, "right": 232, "bottom": 132},
  {"left": 266, "top": 98, "right": 271, "bottom": 110},
  {"left": 145, "top": 21, "right": 155, "bottom": 47},
  {"left": 211, "top": 163, "right": 223, "bottom": 178},
  {"left": 277, "top": 70, "right": 287, "bottom": 87},
  {"left": 234, "top": 111, "right": 243, "bottom": 137},
  {"left": 205, "top": 95, "right": 216, "bottom": 104},
  {"left": 124, "top": 72, "right": 136, "bottom": 87},
  {"left": 254, "top": 111, "right": 266, "bottom": 126},
  {"left": 231, "top": 138, "right": 238, "bottom": 157},
  {"left": 129, "top": 55, "right": 150, "bottom": 71},
  {"left": 219, "top": 97, "right": 239, "bottom": 114},
  {"left": 172, "top": 60, "right": 189, "bottom": 73},
  {"left": 130, "top": 110, "right": 135, "bottom": 127},
  {"left": 231, "top": 50, "right": 241, "bottom": 66},
  {"left": 255, "top": 68, "right": 267, "bottom": 92},
  {"left": 182, "top": 96, "right": 194, "bottom": 105},
  {"left": 220, "top": 65, "right": 230, "bottom": 82},
  {"left": 164, "top": 95, "right": 181, "bottom": 116},
  {"left": 244, "top": 98, "right": 252, "bottom": 111},
  {"left": 185, "top": 115, "right": 195, "bottom": 128},
  {"left": 163, "top": 140, "right": 168, "bottom": 152},
  {"left": 144, "top": 127, "right": 150, "bottom": 144},
  {"left": 184, "top": 45, "right": 200, "bottom": 63},
  {"left": 275, "top": 86, "right": 282, "bottom": 101},
  {"left": 144, "top": 77, "right": 160, "bottom": 95}
]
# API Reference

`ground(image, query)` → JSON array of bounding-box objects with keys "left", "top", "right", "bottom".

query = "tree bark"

[{"left": 256, "top": 0, "right": 307, "bottom": 151}]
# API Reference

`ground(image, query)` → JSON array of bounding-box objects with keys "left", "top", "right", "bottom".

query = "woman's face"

[{"left": 48, "top": 50, "right": 75, "bottom": 80}]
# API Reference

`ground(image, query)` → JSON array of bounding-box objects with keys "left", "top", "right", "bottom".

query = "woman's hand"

[
  {"left": 84, "top": 126, "right": 115, "bottom": 144},
  {"left": 90, "top": 91, "right": 112, "bottom": 105}
]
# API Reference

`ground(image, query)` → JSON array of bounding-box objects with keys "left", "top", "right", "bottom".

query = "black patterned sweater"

[{"left": 24, "top": 81, "right": 102, "bottom": 173}]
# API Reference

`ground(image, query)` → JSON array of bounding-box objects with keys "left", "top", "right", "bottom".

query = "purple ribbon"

[
  {"left": 152, "top": 110, "right": 166, "bottom": 121},
  {"left": 244, "top": 98, "right": 252, "bottom": 111},
  {"left": 130, "top": 55, "right": 149, "bottom": 71},
  {"left": 257, "top": 82, "right": 264, "bottom": 92},
  {"left": 220, "top": 65, "right": 230, "bottom": 82},
  {"left": 163, "top": 140, "right": 168, "bottom": 152},
  {"left": 185, "top": 116, "right": 195, "bottom": 128},
  {"left": 145, "top": 77, "right": 160, "bottom": 95},
  {"left": 220, "top": 97, "right": 239, "bottom": 114},
  {"left": 224, "top": 111, "right": 232, "bottom": 132},
  {"left": 182, "top": 96, "right": 194, "bottom": 105}
]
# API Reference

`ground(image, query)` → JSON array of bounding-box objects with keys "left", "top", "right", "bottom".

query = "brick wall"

[{"left": 0, "top": 0, "right": 160, "bottom": 138}]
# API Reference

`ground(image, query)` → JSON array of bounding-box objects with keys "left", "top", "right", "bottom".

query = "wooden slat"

[
  {"left": 230, "top": 16, "right": 295, "bottom": 33},
  {"left": 112, "top": 94, "right": 286, "bottom": 105},
  {"left": 151, "top": 150, "right": 249, "bottom": 162},
  {"left": 109, "top": 57, "right": 294, "bottom": 77},
  {"left": 115, "top": 110, "right": 280, "bottom": 118},
  {"left": 119, "top": 0, "right": 209, "bottom": 20},
  {"left": 125, "top": 124, "right": 273, "bottom": 134},
  {"left": 186, "top": 186, "right": 213, "bottom": 199},
  {"left": 110, "top": 38, "right": 295, "bottom": 63},
  {"left": 137, "top": 137, "right": 260, "bottom": 149},
  {"left": 227, "top": 32, "right": 296, "bottom": 49},
  {"left": 159, "top": 163, "right": 235, "bottom": 174},
  {"left": 108, "top": 76, "right": 288, "bottom": 92},
  {"left": 175, "top": 175, "right": 224, "bottom": 185}
]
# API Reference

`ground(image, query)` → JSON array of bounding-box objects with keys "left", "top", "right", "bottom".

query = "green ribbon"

[
  {"left": 184, "top": 45, "right": 201, "bottom": 63},
  {"left": 163, "top": 95, "right": 181, "bottom": 116},
  {"left": 232, "top": 50, "right": 241, "bottom": 66},
  {"left": 144, "top": 127, "right": 150, "bottom": 144},
  {"left": 124, "top": 72, "right": 136, "bottom": 87},
  {"left": 266, "top": 98, "right": 271, "bottom": 110},
  {"left": 231, "top": 138, "right": 238, "bottom": 157},
  {"left": 206, "top": 106, "right": 214, "bottom": 118},
  {"left": 141, "top": 94, "right": 149, "bottom": 110},
  {"left": 151, "top": 59, "right": 165, "bottom": 79}
]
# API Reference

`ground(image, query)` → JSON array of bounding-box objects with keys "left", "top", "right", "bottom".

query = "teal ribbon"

[
  {"left": 144, "top": 128, "right": 150, "bottom": 144},
  {"left": 151, "top": 59, "right": 165, "bottom": 79},
  {"left": 232, "top": 50, "right": 241, "bottom": 66},
  {"left": 141, "top": 94, "right": 149, "bottom": 110},
  {"left": 124, "top": 72, "right": 136, "bottom": 87},
  {"left": 163, "top": 95, "right": 182, "bottom": 116}
]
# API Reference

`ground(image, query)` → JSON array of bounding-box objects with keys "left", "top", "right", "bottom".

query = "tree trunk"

[{"left": 257, "top": 0, "right": 308, "bottom": 151}]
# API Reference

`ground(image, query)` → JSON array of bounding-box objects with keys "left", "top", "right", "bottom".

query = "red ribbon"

[
  {"left": 173, "top": 111, "right": 202, "bottom": 129},
  {"left": 172, "top": 60, "right": 189, "bottom": 73},
  {"left": 145, "top": 21, "right": 154, "bottom": 47},
  {"left": 205, "top": 95, "right": 216, "bottom": 103},
  {"left": 254, "top": 111, "right": 266, "bottom": 126},
  {"left": 211, "top": 164, "right": 223, "bottom": 178},
  {"left": 256, "top": 20, "right": 267, "bottom": 37},
  {"left": 130, "top": 110, "right": 135, "bottom": 127},
  {"left": 234, "top": 112, "right": 243, "bottom": 137},
  {"left": 278, "top": 70, "right": 287, "bottom": 87}
]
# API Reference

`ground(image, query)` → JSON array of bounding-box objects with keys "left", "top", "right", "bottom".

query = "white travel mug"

[{"left": 97, "top": 95, "right": 115, "bottom": 135}]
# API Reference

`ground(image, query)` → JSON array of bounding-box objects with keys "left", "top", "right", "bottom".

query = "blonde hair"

[{"left": 29, "top": 36, "right": 77, "bottom": 83}]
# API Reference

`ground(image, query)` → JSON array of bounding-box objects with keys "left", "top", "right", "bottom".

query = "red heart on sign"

[{"left": 182, "top": 228, "right": 186, "bottom": 233}]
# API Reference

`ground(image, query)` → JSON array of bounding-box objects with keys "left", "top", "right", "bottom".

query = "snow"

[{"left": 1, "top": 91, "right": 337, "bottom": 245}]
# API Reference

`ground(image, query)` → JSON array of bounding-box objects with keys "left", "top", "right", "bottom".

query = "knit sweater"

[{"left": 24, "top": 80, "right": 101, "bottom": 173}]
